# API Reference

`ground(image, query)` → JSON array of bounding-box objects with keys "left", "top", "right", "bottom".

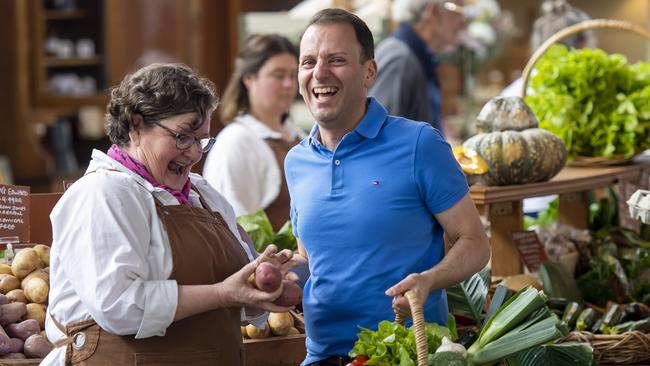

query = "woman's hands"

[
  {"left": 218, "top": 244, "right": 299, "bottom": 313},
  {"left": 385, "top": 272, "right": 432, "bottom": 317}
]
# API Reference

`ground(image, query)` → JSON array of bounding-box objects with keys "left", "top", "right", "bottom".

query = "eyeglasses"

[{"left": 150, "top": 120, "right": 216, "bottom": 153}]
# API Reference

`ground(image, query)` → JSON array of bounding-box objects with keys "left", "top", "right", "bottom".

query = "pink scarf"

[{"left": 107, "top": 144, "right": 192, "bottom": 206}]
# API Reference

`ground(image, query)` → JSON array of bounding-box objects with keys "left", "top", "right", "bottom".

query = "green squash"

[
  {"left": 476, "top": 97, "right": 539, "bottom": 133},
  {"left": 463, "top": 128, "right": 566, "bottom": 186}
]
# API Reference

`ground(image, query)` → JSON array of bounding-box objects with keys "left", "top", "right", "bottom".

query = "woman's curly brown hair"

[{"left": 105, "top": 63, "right": 217, "bottom": 146}]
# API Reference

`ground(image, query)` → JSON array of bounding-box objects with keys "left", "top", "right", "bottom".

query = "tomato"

[{"left": 350, "top": 355, "right": 369, "bottom": 366}]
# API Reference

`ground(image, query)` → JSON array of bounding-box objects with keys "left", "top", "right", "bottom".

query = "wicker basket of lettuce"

[
  {"left": 521, "top": 19, "right": 650, "bottom": 166},
  {"left": 349, "top": 283, "right": 593, "bottom": 365}
]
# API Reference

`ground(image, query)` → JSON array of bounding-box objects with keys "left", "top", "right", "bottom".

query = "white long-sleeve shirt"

[
  {"left": 202, "top": 114, "right": 305, "bottom": 217},
  {"left": 42, "top": 150, "right": 256, "bottom": 366}
]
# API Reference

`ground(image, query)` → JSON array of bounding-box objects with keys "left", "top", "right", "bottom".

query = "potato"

[
  {"left": 20, "top": 269, "right": 49, "bottom": 290},
  {"left": 0, "top": 293, "right": 8, "bottom": 305},
  {"left": 286, "top": 327, "right": 300, "bottom": 335},
  {"left": 272, "top": 281, "right": 303, "bottom": 307},
  {"left": 0, "top": 302, "right": 27, "bottom": 326},
  {"left": 22, "top": 278, "right": 49, "bottom": 304},
  {"left": 5, "top": 289, "right": 26, "bottom": 303},
  {"left": 245, "top": 322, "right": 270, "bottom": 339},
  {"left": 0, "top": 274, "right": 20, "bottom": 294},
  {"left": 32, "top": 245, "right": 50, "bottom": 267},
  {"left": 240, "top": 325, "right": 248, "bottom": 339},
  {"left": 252, "top": 262, "right": 282, "bottom": 292},
  {"left": 6, "top": 319, "right": 40, "bottom": 341},
  {"left": 1, "top": 353, "right": 26, "bottom": 359},
  {"left": 268, "top": 312, "right": 294, "bottom": 336},
  {"left": 23, "top": 334, "right": 52, "bottom": 358},
  {"left": 7, "top": 337, "right": 24, "bottom": 353},
  {"left": 25, "top": 303, "right": 46, "bottom": 330},
  {"left": 11, "top": 249, "right": 42, "bottom": 279},
  {"left": 0, "top": 324, "right": 11, "bottom": 354},
  {"left": 0, "top": 264, "right": 12, "bottom": 275}
]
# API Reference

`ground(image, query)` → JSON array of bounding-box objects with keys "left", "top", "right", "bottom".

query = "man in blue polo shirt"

[{"left": 286, "top": 8, "right": 491, "bottom": 366}]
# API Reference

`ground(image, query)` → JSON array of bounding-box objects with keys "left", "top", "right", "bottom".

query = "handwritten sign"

[
  {"left": 0, "top": 184, "right": 30, "bottom": 242},
  {"left": 511, "top": 231, "right": 547, "bottom": 273}
]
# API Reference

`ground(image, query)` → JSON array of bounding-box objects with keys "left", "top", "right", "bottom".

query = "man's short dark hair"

[{"left": 306, "top": 8, "right": 375, "bottom": 62}]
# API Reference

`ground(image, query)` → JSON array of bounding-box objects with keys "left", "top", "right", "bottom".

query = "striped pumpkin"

[{"left": 463, "top": 128, "right": 566, "bottom": 186}]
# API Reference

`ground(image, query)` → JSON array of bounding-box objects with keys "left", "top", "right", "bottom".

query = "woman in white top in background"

[{"left": 203, "top": 34, "right": 304, "bottom": 231}]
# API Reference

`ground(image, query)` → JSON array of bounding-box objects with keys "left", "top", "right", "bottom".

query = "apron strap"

[{"left": 49, "top": 313, "right": 98, "bottom": 349}]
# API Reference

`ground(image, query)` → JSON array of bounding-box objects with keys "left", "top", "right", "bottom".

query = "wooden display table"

[{"left": 470, "top": 164, "right": 650, "bottom": 276}]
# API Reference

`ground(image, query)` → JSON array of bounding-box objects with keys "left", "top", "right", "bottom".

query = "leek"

[{"left": 473, "top": 287, "right": 547, "bottom": 349}]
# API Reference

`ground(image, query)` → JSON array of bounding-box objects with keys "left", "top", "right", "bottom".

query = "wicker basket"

[
  {"left": 394, "top": 290, "right": 429, "bottom": 366},
  {"left": 520, "top": 19, "right": 650, "bottom": 167},
  {"left": 561, "top": 330, "right": 650, "bottom": 365}
]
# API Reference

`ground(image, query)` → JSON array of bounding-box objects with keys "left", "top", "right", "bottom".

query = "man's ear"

[
  {"left": 129, "top": 114, "right": 144, "bottom": 146},
  {"left": 422, "top": 1, "right": 438, "bottom": 21},
  {"left": 243, "top": 73, "right": 255, "bottom": 90},
  {"left": 364, "top": 59, "right": 378, "bottom": 88}
]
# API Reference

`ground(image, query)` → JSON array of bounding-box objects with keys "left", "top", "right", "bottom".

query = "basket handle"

[
  {"left": 520, "top": 19, "right": 650, "bottom": 98},
  {"left": 394, "top": 290, "right": 428, "bottom": 366}
]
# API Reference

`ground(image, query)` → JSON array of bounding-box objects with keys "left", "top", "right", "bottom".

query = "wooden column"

[{"left": 486, "top": 201, "right": 523, "bottom": 276}]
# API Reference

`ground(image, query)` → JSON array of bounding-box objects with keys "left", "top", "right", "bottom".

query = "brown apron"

[
  {"left": 51, "top": 190, "right": 250, "bottom": 365},
  {"left": 264, "top": 137, "right": 298, "bottom": 232}
]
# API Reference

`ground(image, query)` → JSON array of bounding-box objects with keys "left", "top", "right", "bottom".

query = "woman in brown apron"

[
  {"left": 44, "top": 63, "right": 296, "bottom": 365},
  {"left": 203, "top": 34, "right": 304, "bottom": 232}
]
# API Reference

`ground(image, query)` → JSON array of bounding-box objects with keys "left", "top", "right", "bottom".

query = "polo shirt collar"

[{"left": 307, "top": 97, "right": 388, "bottom": 147}]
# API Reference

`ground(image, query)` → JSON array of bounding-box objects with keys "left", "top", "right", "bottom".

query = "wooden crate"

[
  {"left": 0, "top": 359, "right": 42, "bottom": 365},
  {"left": 244, "top": 312, "right": 307, "bottom": 366}
]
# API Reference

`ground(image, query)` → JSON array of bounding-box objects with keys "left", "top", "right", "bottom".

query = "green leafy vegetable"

[
  {"left": 236, "top": 210, "right": 297, "bottom": 252},
  {"left": 348, "top": 320, "right": 453, "bottom": 366},
  {"left": 526, "top": 45, "right": 650, "bottom": 159},
  {"left": 447, "top": 267, "right": 491, "bottom": 326},
  {"left": 508, "top": 342, "right": 593, "bottom": 366}
]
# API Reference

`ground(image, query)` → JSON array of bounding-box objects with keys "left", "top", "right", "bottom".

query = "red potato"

[
  {"left": 272, "top": 281, "right": 302, "bottom": 307},
  {"left": 250, "top": 262, "right": 282, "bottom": 292},
  {"left": 0, "top": 293, "right": 8, "bottom": 306},
  {"left": 23, "top": 334, "right": 52, "bottom": 358},
  {"left": 6, "top": 319, "right": 40, "bottom": 341},
  {"left": 0, "top": 324, "right": 11, "bottom": 355},
  {"left": 7, "top": 338, "right": 24, "bottom": 353},
  {"left": 0, "top": 302, "right": 27, "bottom": 326}
]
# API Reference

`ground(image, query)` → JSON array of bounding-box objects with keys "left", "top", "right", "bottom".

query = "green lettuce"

[
  {"left": 236, "top": 210, "right": 297, "bottom": 252},
  {"left": 526, "top": 45, "right": 650, "bottom": 159},
  {"left": 348, "top": 316, "right": 456, "bottom": 365}
]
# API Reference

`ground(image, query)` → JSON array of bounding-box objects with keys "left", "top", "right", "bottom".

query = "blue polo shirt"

[{"left": 285, "top": 98, "right": 468, "bottom": 364}]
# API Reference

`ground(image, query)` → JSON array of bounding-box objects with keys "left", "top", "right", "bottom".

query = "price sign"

[
  {"left": 511, "top": 230, "right": 547, "bottom": 273},
  {"left": 0, "top": 184, "right": 30, "bottom": 242}
]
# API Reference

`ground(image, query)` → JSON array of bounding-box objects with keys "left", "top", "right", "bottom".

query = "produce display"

[
  {"left": 241, "top": 311, "right": 304, "bottom": 340},
  {"left": 462, "top": 96, "right": 567, "bottom": 186},
  {"left": 0, "top": 245, "right": 53, "bottom": 360},
  {"left": 347, "top": 285, "right": 592, "bottom": 366},
  {"left": 526, "top": 44, "right": 650, "bottom": 159}
]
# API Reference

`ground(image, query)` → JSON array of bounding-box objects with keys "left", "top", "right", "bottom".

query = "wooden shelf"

[
  {"left": 470, "top": 164, "right": 647, "bottom": 205},
  {"left": 44, "top": 56, "right": 102, "bottom": 68},
  {"left": 470, "top": 163, "right": 650, "bottom": 277},
  {"left": 44, "top": 9, "right": 87, "bottom": 20}
]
